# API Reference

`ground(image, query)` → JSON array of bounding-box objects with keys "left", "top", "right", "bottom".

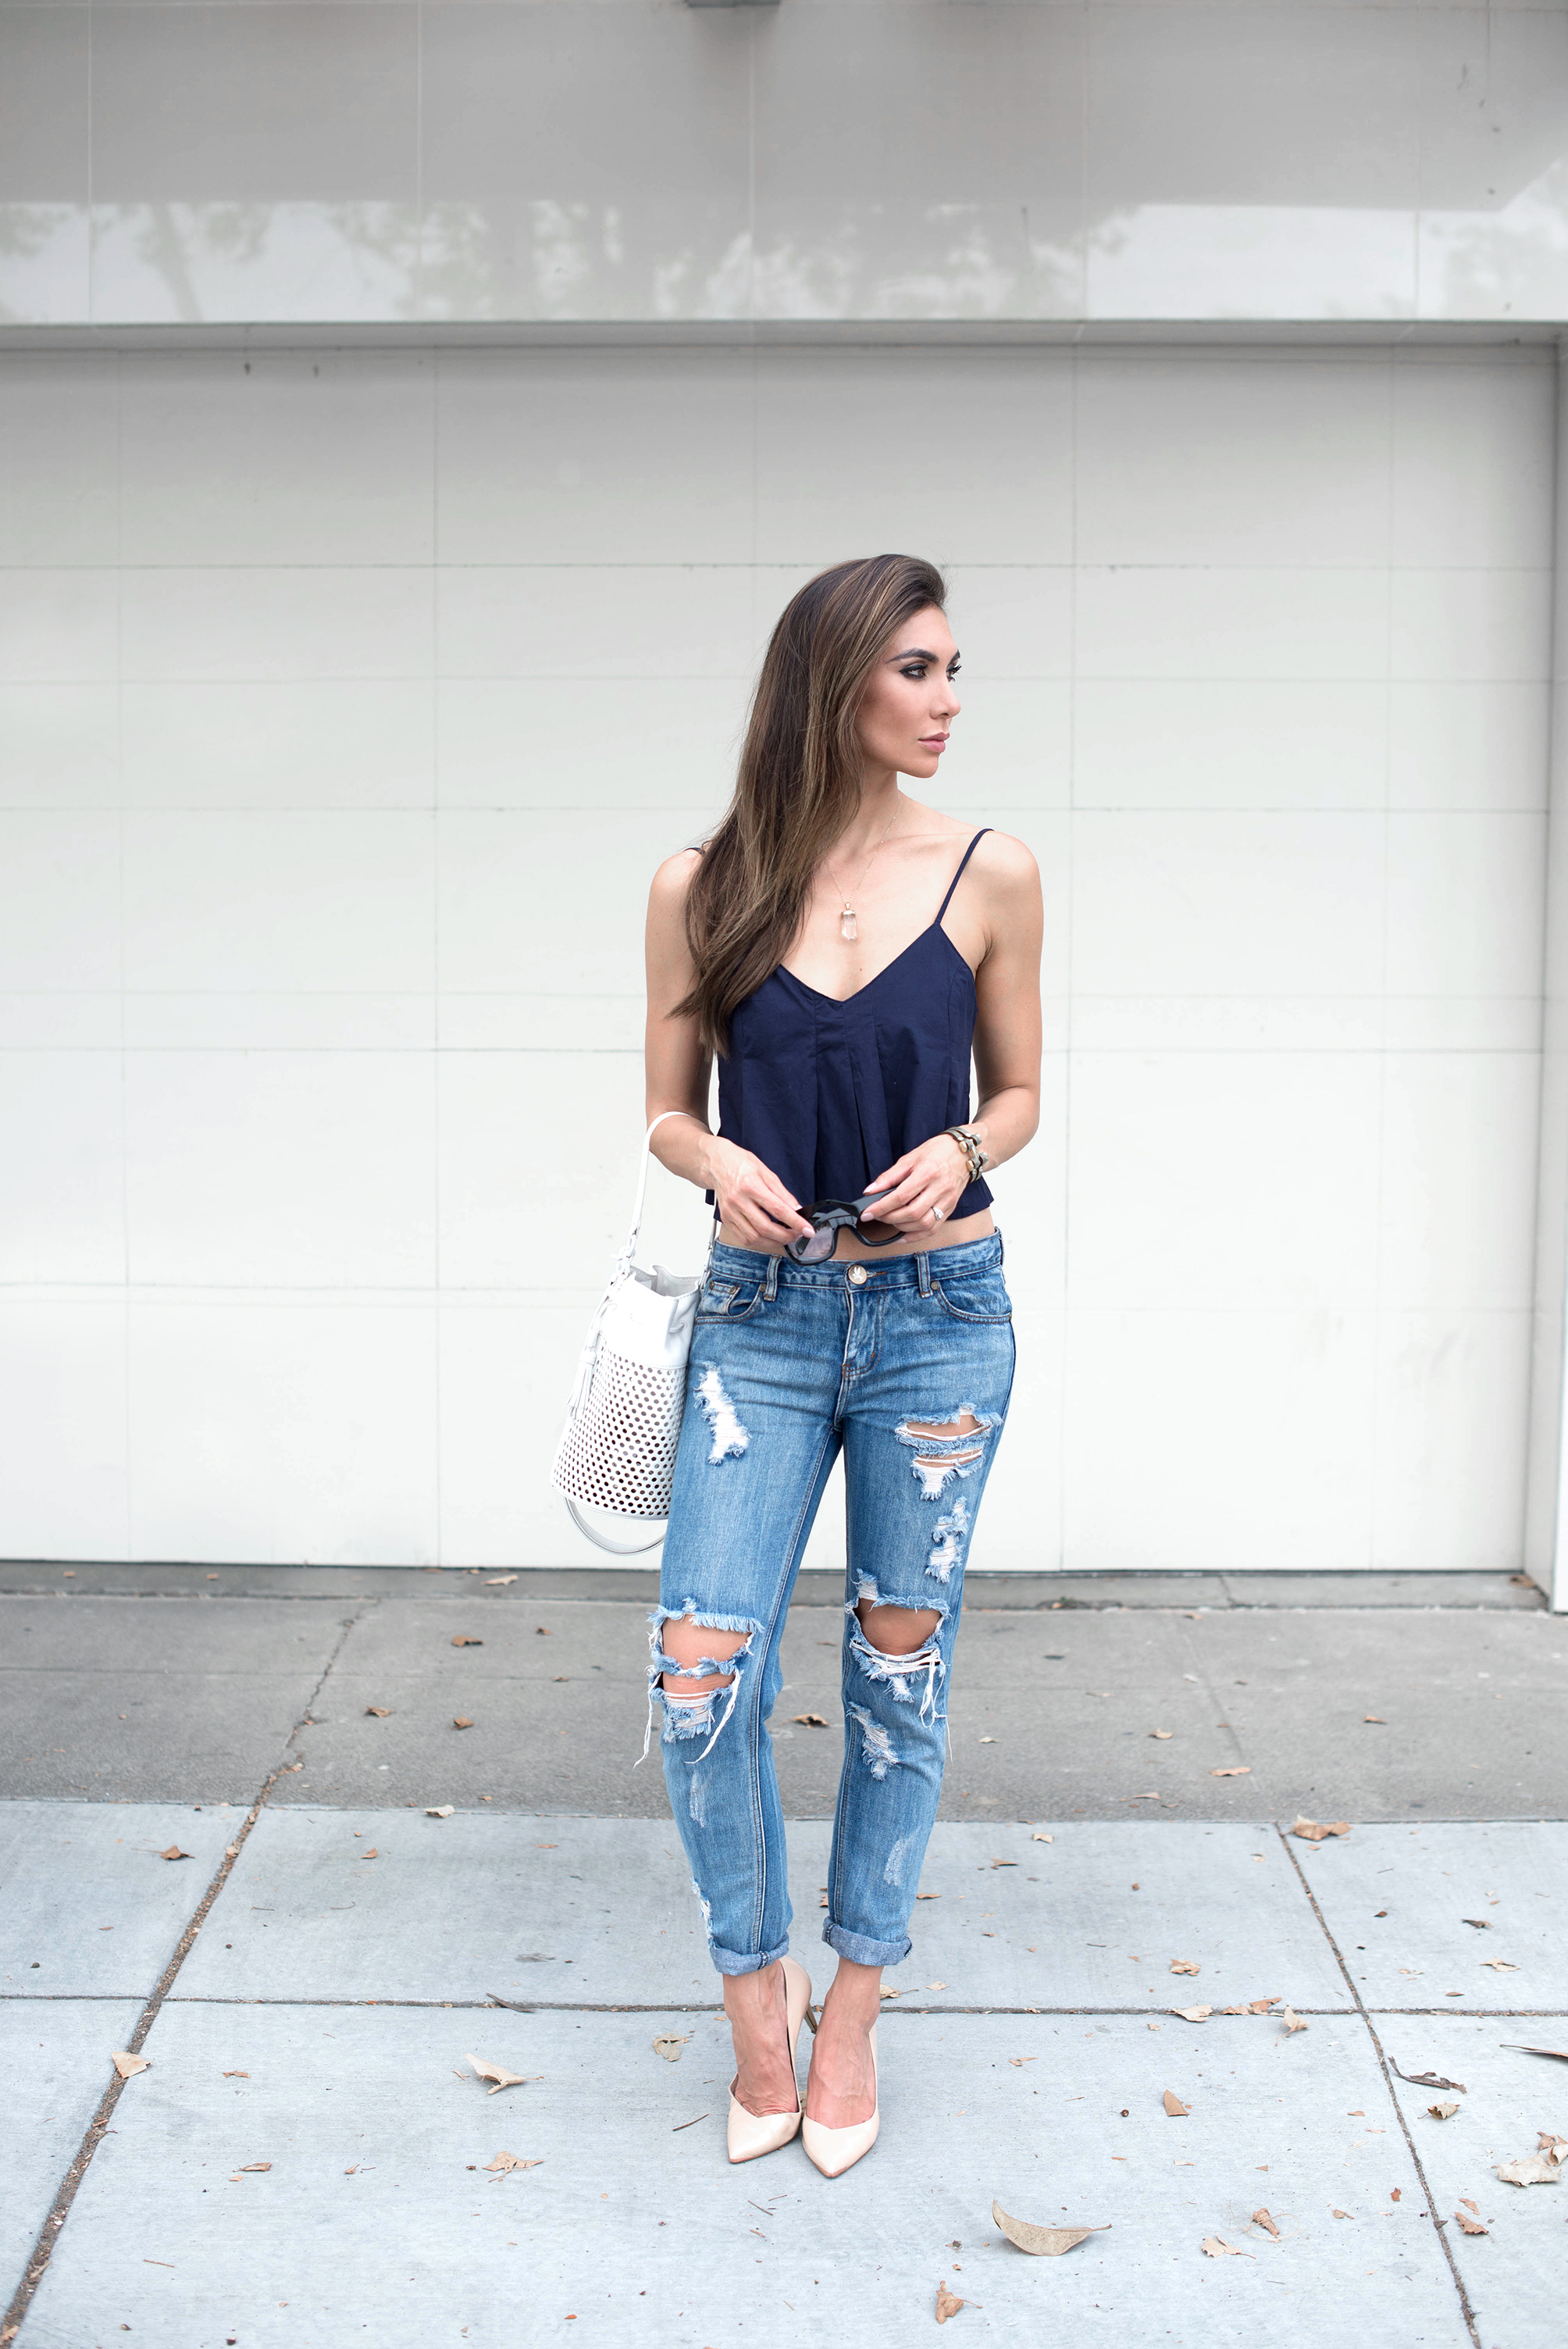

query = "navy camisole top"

[{"left": 716, "top": 829, "right": 994, "bottom": 1219}]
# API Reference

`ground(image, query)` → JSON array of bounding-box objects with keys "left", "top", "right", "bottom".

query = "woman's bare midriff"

[{"left": 718, "top": 1207, "right": 996, "bottom": 1260}]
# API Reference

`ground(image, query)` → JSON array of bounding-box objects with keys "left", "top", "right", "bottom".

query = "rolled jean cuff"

[
  {"left": 708, "top": 1933, "right": 793, "bottom": 1978},
  {"left": 821, "top": 1918, "right": 912, "bottom": 1970}
]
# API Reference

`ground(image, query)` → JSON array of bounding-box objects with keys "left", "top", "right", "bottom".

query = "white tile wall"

[
  {"left": 2, "top": 5, "right": 1566, "bottom": 326},
  {"left": 126, "top": 1298, "right": 439, "bottom": 1567},
  {"left": 0, "top": 341, "right": 1552, "bottom": 1574},
  {"left": 0, "top": 1302, "right": 128, "bottom": 1562}
]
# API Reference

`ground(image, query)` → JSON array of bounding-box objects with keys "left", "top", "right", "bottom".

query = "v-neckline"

[{"left": 775, "top": 921, "right": 971, "bottom": 1007}]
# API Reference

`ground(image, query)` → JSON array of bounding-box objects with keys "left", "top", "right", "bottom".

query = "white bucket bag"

[{"left": 550, "top": 1112, "right": 711, "bottom": 1554}]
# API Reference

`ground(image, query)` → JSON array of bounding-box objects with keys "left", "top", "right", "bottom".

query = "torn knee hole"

[
  {"left": 660, "top": 1667, "right": 736, "bottom": 1696},
  {"left": 854, "top": 1599, "right": 943, "bottom": 1656},
  {"left": 650, "top": 1606, "right": 756, "bottom": 1677}
]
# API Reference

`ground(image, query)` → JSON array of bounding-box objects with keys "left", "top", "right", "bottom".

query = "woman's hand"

[
  {"left": 707, "top": 1140, "right": 815, "bottom": 1252},
  {"left": 862, "top": 1134, "right": 970, "bottom": 1232}
]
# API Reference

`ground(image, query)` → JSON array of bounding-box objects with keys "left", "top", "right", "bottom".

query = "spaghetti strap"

[{"left": 935, "top": 829, "right": 991, "bottom": 925}]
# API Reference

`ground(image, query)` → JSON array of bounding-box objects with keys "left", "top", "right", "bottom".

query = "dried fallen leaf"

[
  {"left": 111, "top": 2050, "right": 149, "bottom": 2078},
  {"left": 361, "top": 1847, "right": 379, "bottom": 1860},
  {"left": 1540, "top": 2132, "right": 1568, "bottom": 2161},
  {"left": 426, "top": 1805, "right": 455, "bottom": 1819},
  {"left": 1453, "top": 2208, "right": 1489, "bottom": 2235},
  {"left": 793, "top": 1713, "right": 829, "bottom": 1727},
  {"left": 365, "top": 1706, "right": 391, "bottom": 1717},
  {"left": 652, "top": 2034, "right": 690, "bottom": 2062},
  {"left": 880, "top": 1987, "right": 902, "bottom": 1999},
  {"left": 1250, "top": 2208, "right": 1280, "bottom": 2238},
  {"left": 1174, "top": 2005, "right": 1213, "bottom": 2023},
  {"left": 1170, "top": 1960, "right": 1202, "bottom": 1976},
  {"left": 1249, "top": 1996, "right": 1282, "bottom": 2014},
  {"left": 224, "top": 1845, "right": 238, "bottom": 1859},
  {"left": 485, "top": 1574, "right": 518, "bottom": 1586},
  {"left": 935, "top": 2279, "right": 966, "bottom": 2322},
  {"left": 1163, "top": 2091, "right": 1190, "bottom": 2116},
  {"left": 1292, "top": 1816, "right": 1351, "bottom": 1842},
  {"left": 1459, "top": 2198, "right": 1479, "bottom": 2213},
  {"left": 534, "top": 1626, "right": 551, "bottom": 1636},
  {"left": 1364, "top": 1715, "right": 1386, "bottom": 1724},
  {"left": 1280, "top": 2006, "right": 1309, "bottom": 2034},
  {"left": 1149, "top": 1730, "right": 1173, "bottom": 1740},
  {"left": 467, "top": 2053, "right": 529, "bottom": 2094},
  {"left": 1428, "top": 2101, "right": 1461, "bottom": 2120},
  {"left": 1495, "top": 2154, "right": 1563, "bottom": 2187},
  {"left": 451, "top": 1635, "right": 483, "bottom": 1647},
  {"left": 238, "top": 2162, "right": 271, "bottom": 2173},
  {"left": 484, "top": 2151, "right": 543, "bottom": 2174},
  {"left": 1481, "top": 1959, "right": 1520, "bottom": 1973},
  {"left": 1332, "top": 2208, "right": 1352, "bottom": 2220},
  {"left": 1009, "top": 2057, "right": 1039, "bottom": 2068},
  {"left": 222, "top": 2070, "right": 248, "bottom": 2079},
  {"left": 454, "top": 1717, "right": 473, "bottom": 1731},
  {"left": 1393, "top": 2066, "right": 1466, "bottom": 2092},
  {"left": 992, "top": 2201, "right": 1108, "bottom": 2258},
  {"left": 1210, "top": 1766, "right": 1251, "bottom": 1778},
  {"left": 1500, "top": 2044, "right": 1568, "bottom": 2062},
  {"left": 1031, "top": 1832, "right": 1053, "bottom": 1844},
  {"left": 1201, "top": 2236, "right": 1252, "bottom": 2259},
  {"left": 159, "top": 1846, "right": 191, "bottom": 1862},
  {"left": 927, "top": 1981, "right": 948, "bottom": 1991}
]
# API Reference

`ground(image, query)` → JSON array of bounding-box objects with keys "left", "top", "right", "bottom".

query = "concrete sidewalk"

[{"left": 2, "top": 1567, "right": 1565, "bottom": 2347}]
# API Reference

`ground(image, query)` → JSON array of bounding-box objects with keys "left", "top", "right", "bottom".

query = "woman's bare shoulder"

[
  {"left": 968, "top": 827, "right": 1039, "bottom": 894},
  {"left": 647, "top": 846, "right": 704, "bottom": 915}
]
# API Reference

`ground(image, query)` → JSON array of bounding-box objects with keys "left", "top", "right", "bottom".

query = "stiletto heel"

[
  {"left": 801, "top": 2020, "right": 878, "bottom": 2178},
  {"left": 726, "top": 1955, "right": 814, "bottom": 2165}
]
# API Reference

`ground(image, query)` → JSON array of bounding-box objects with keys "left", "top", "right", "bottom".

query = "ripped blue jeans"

[{"left": 646, "top": 1233, "right": 1014, "bottom": 1977}]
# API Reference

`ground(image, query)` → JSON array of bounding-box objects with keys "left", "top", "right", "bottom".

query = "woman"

[{"left": 643, "top": 553, "right": 1042, "bottom": 2175}]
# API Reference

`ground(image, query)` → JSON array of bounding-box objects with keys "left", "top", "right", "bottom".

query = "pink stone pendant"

[{"left": 839, "top": 907, "right": 857, "bottom": 942}]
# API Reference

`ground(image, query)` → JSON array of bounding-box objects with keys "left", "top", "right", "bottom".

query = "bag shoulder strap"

[{"left": 623, "top": 1110, "right": 696, "bottom": 1265}]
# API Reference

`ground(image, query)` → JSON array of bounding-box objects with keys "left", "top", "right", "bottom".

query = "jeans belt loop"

[
  {"left": 915, "top": 1249, "right": 932, "bottom": 1298},
  {"left": 764, "top": 1256, "right": 780, "bottom": 1300}
]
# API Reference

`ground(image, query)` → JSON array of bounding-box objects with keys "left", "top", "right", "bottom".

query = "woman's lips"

[{"left": 919, "top": 735, "right": 948, "bottom": 750}]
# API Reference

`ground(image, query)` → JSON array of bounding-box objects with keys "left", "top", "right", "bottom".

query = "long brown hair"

[{"left": 676, "top": 553, "right": 947, "bottom": 1054}]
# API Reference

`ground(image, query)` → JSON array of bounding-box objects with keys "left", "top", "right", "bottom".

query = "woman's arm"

[
  {"left": 862, "top": 831, "right": 1043, "bottom": 1228},
  {"left": 643, "top": 851, "right": 814, "bottom": 1250}
]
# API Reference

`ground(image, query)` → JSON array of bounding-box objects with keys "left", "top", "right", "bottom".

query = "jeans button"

[{"left": 847, "top": 1264, "right": 868, "bottom": 1286}]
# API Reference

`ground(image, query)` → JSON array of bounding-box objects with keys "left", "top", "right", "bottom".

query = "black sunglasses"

[{"left": 786, "top": 1192, "right": 903, "bottom": 1264}]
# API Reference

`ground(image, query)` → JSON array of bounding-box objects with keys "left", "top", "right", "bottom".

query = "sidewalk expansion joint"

[
  {"left": 0, "top": 1602, "right": 371, "bottom": 2349},
  {"left": 1275, "top": 1820, "right": 1484, "bottom": 2349}
]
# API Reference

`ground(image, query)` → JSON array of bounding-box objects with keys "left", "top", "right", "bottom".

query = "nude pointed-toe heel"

[
  {"left": 801, "top": 2020, "right": 879, "bottom": 2179},
  {"left": 726, "top": 1955, "right": 814, "bottom": 2165}
]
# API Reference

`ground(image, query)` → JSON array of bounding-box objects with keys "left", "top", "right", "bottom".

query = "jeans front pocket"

[
  {"left": 930, "top": 1269, "right": 1013, "bottom": 1325},
  {"left": 696, "top": 1277, "right": 767, "bottom": 1324}
]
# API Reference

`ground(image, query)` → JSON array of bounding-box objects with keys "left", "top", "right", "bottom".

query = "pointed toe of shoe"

[
  {"left": 727, "top": 2092, "right": 804, "bottom": 2164},
  {"left": 800, "top": 2109, "right": 879, "bottom": 2178}
]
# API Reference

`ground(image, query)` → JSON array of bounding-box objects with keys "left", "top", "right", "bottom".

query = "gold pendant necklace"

[{"left": 825, "top": 808, "right": 900, "bottom": 945}]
